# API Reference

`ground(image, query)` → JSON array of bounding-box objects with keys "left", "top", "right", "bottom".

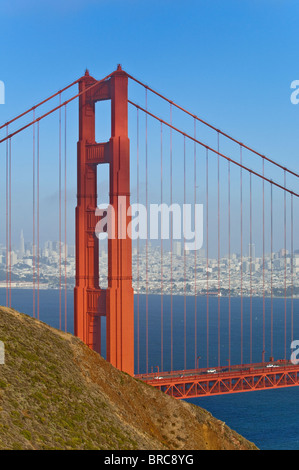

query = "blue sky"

[
  {"left": 1, "top": 0, "right": 299, "bottom": 164},
  {"left": 0, "top": 0, "right": 298, "bottom": 253}
]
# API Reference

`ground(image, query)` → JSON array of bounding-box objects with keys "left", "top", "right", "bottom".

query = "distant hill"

[{"left": 0, "top": 307, "right": 257, "bottom": 450}]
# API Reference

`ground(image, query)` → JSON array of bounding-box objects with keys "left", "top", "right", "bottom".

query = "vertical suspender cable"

[
  {"left": 217, "top": 133, "right": 221, "bottom": 368},
  {"left": 170, "top": 104, "right": 173, "bottom": 371},
  {"left": 37, "top": 121, "right": 40, "bottom": 320},
  {"left": 5, "top": 126, "right": 8, "bottom": 308},
  {"left": 271, "top": 183, "right": 273, "bottom": 358},
  {"left": 59, "top": 94, "right": 62, "bottom": 330},
  {"left": 137, "top": 108, "right": 140, "bottom": 374},
  {"left": 184, "top": 136, "right": 187, "bottom": 371},
  {"left": 145, "top": 89, "right": 148, "bottom": 374},
  {"left": 194, "top": 118, "right": 197, "bottom": 369},
  {"left": 291, "top": 194, "right": 294, "bottom": 344},
  {"left": 206, "top": 148, "right": 209, "bottom": 368},
  {"left": 250, "top": 173, "right": 253, "bottom": 363},
  {"left": 9, "top": 138, "right": 11, "bottom": 308},
  {"left": 161, "top": 123, "right": 164, "bottom": 371},
  {"left": 228, "top": 160, "right": 231, "bottom": 369},
  {"left": 64, "top": 105, "right": 67, "bottom": 332},
  {"left": 240, "top": 145, "right": 243, "bottom": 364},
  {"left": 262, "top": 160, "right": 265, "bottom": 362},
  {"left": 33, "top": 111, "right": 36, "bottom": 318},
  {"left": 284, "top": 171, "right": 287, "bottom": 361}
]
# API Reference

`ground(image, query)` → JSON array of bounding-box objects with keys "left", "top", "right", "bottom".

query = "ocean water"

[{"left": 1, "top": 288, "right": 299, "bottom": 450}]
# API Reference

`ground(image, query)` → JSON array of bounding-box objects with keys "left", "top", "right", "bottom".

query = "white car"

[
  {"left": 207, "top": 369, "right": 217, "bottom": 374},
  {"left": 266, "top": 364, "right": 274, "bottom": 368}
]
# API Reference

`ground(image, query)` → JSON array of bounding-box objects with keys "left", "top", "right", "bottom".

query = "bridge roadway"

[{"left": 135, "top": 360, "right": 299, "bottom": 398}]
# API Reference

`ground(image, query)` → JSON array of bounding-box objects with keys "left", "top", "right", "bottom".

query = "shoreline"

[{"left": 0, "top": 286, "right": 298, "bottom": 299}]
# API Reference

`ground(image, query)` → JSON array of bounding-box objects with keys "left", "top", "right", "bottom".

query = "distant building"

[
  {"left": 19, "top": 229, "right": 25, "bottom": 259},
  {"left": 279, "top": 249, "right": 289, "bottom": 258},
  {"left": 23, "top": 258, "right": 33, "bottom": 267},
  {"left": 174, "top": 241, "right": 182, "bottom": 256},
  {"left": 242, "top": 261, "right": 249, "bottom": 273},
  {"left": 25, "top": 242, "right": 32, "bottom": 256},
  {"left": 274, "top": 259, "right": 283, "bottom": 269},
  {"left": 248, "top": 243, "right": 255, "bottom": 261},
  {"left": 8, "top": 251, "right": 18, "bottom": 266},
  {"left": 44, "top": 241, "right": 53, "bottom": 253}
]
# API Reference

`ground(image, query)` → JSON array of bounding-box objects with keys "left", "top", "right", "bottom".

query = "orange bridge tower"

[{"left": 74, "top": 66, "right": 134, "bottom": 376}]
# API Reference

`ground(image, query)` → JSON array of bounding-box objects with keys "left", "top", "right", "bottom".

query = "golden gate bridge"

[{"left": 1, "top": 65, "right": 299, "bottom": 398}]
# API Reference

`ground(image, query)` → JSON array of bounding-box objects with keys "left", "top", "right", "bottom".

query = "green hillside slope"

[{"left": 0, "top": 307, "right": 257, "bottom": 450}]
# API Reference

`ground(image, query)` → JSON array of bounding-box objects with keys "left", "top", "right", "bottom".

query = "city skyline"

[{"left": 1, "top": 229, "right": 298, "bottom": 298}]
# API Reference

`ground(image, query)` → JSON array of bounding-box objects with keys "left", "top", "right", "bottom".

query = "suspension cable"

[
  {"left": 128, "top": 100, "right": 299, "bottom": 198},
  {"left": 0, "top": 79, "right": 80, "bottom": 131},
  {"left": 0, "top": 72, "right": 114, "bottom": 145},
  {"left": 126, "top": 73, "right": 299, "bottom": 179}
]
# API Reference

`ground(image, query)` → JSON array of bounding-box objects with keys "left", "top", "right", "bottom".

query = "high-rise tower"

[{"left": 19, "top": 229, "right": 25, "bottom": 259}]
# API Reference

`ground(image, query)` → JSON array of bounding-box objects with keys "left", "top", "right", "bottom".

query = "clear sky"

[
  {"left": 1, "top": 0, "right": 299, "bottom": 156},
  {"left": 0, "top": 0, "right": 298, "bottom": 254}
]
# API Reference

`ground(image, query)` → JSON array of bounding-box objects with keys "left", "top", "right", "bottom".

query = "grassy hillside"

[{"left": 0, "top": 307, "right": 257, "bottom": 450}]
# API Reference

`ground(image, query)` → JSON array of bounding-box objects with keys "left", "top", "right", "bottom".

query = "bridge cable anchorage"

[
  {"left": 0, "top": 72, "right": 114, "bottom": 145},
  {"left": 126, "top": 73, "right": 299, "bottom": 179},
  {"left": 127, "top": 100, "right": 299, "bottom": 198}
]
